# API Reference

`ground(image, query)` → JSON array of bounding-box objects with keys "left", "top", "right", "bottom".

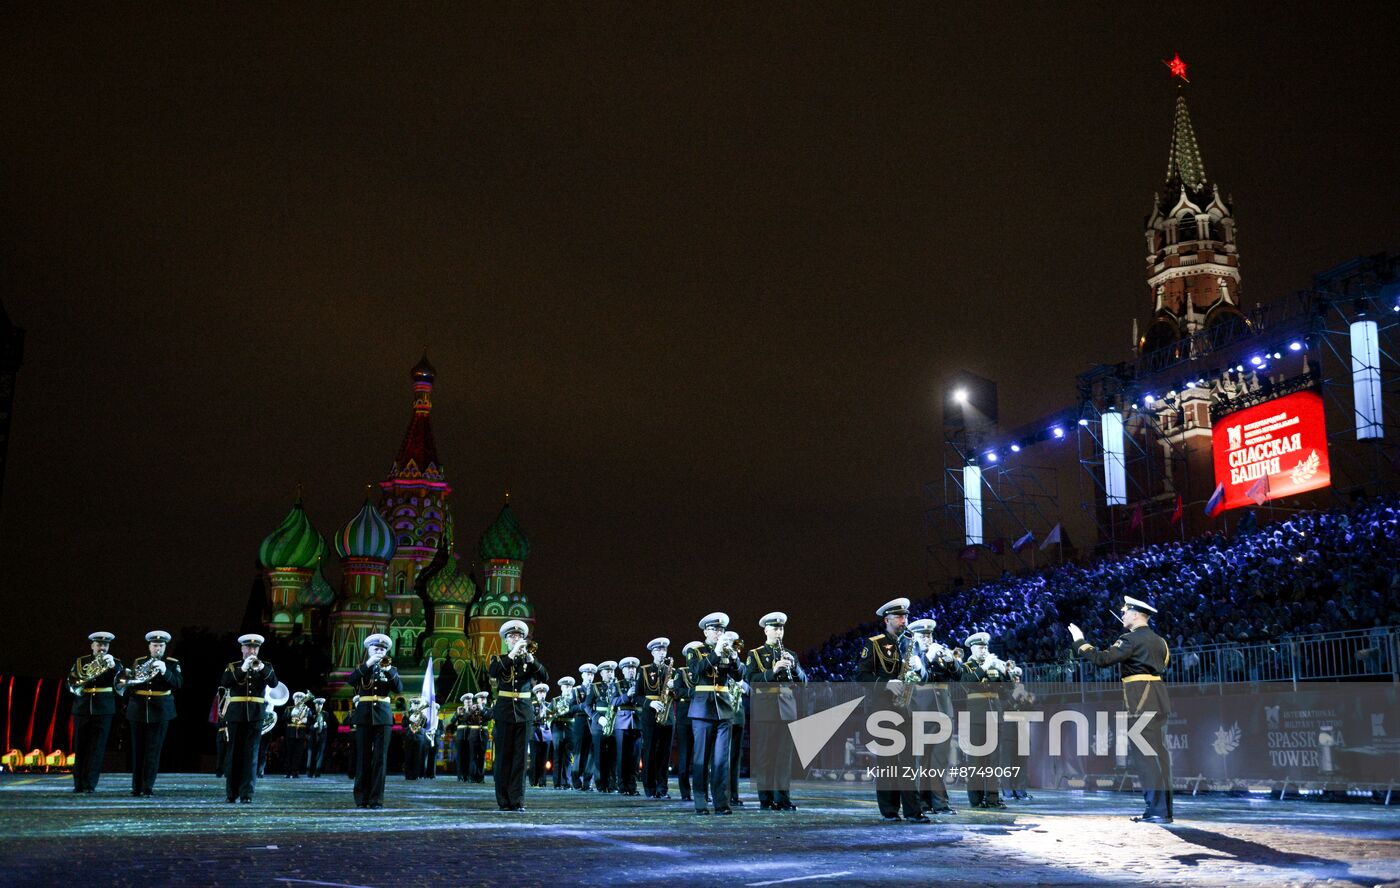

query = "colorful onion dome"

[
  {"left": 335, "top": 498, "right": 396, "bottom": 561},
  {"left": 479, "top": 502, "right": 531, "bottom": 562},
  {"left": 302, "top": 564, "right": 335, "bottom": 607},
  {"left": 426, "top": 551, "right": 477, "bottom": 605},
  {"left": 411, "top": 352, "right": 436, "bottom": 385},
  {"left": 258, "top": 500, "right": 326, "bottom": 570}
]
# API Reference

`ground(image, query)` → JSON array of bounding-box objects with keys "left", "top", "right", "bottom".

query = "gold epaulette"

[{"left": 165, "top": 657, "right": 179, "bottom": 664}]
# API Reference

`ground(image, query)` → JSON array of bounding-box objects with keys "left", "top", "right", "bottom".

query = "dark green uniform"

[{"left": 125, "top": 655, "right": 182, "bottom": 795}]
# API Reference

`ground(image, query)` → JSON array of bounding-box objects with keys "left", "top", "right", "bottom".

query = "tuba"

[{"left": 262, "top": 682, "right": 290, "bottom": 736}]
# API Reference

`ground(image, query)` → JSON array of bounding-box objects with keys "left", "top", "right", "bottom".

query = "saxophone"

[
  {"left": 893, "top": 632, "right": 922, "bottom": 708},
  {"left": 655, "top": 658, "right": 676, "bottom": 723},
  {"left": 597, "top": 681, "right": 619, "bottom": 735}
]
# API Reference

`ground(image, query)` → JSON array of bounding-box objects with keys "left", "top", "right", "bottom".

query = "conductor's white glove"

[{"left": 1068, "top": 623, "right": 1085, "bottom": 644}]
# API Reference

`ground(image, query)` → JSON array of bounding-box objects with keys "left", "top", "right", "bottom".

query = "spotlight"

[
  {"left": 953, "top": 388, "right": 968, "bottom": 405},
  {"left": 1250, "top": 356, "right": 1264, "bottom": 366},
  {"left": 1272, "top": 351, "right": 1282, "bottom": 360},
  {"left": 985, "top": 451, "right": 998, "bottom": 463},
  {"left": 1010, "top": 443, "right": 1021, "bottom": 453},
  {"left": 1078, "top": 418, "right": 1089, "bottom": 426},
  {"left": 1143, "top": 393, "right": 1155, "bottom": 405},
  {"left": 1051, "top": 426, "right": 1065, "bottom": 439},
  {"left": 1236, "top": 364, "right": 1245, "bottom": 372},
  {"left": 1289, "top": 341, "right": 1303, "bottom": 351}
]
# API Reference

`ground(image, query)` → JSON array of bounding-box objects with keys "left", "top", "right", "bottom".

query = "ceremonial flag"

[
  {"left": 1039, "top": 523, "right": 1062, "bottom": 551},
  {"left": 1170, "top": 494, "right": 1183, "bottom": 525},
  {"left": 1012, "top": 529, "right": 1035, "bottom": 552},
  {"left": 1128, "top": 503, "right": 1144, "bottom": 532},
  {"left": 421, "top": 655, "right": 439, "bottom": 739},
  {"left": 1246, "top": 473, "right": 1271, "bottom": 506},
  {"left": 989, "top": 537, "right": 1007, "bottom": 555},
  {"left": 1205, "top": 482, "right": 1226, "bottom": 517}
]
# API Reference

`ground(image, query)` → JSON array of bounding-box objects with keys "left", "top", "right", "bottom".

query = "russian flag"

[{"left": 1205, "top": 482, "right": 1226, "bottom": 517}]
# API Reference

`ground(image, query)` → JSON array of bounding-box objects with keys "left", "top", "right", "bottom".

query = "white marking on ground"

[{"left": 746, "top": 873, "right": 855, "bottom": 886}]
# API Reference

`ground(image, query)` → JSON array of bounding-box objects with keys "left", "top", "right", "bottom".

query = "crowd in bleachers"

[{"left": 803, "top": 496, "right": 1400, "bottom": 681}]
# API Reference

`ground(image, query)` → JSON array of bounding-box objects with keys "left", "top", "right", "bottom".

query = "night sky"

[{"left": 3, "top": 5, "right": 1398, "bottom": 680}]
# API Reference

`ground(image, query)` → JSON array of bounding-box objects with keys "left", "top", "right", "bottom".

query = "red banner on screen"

[{"left": 1212, "top": 390, "right": 1331, "bottom": 511}]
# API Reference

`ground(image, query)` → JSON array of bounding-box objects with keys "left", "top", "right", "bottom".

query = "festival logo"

[{"left": 1212, "top": 390, "right": 1332, "bottom": 512}]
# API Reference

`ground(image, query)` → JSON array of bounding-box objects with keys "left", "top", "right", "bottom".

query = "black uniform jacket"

[
  {"left": 687, "top": 644, "right": 741, "bottom": 721},
  {"left": 218, "top": 659, "right": 278, "bottom": 724},
  {"left": 347, "top": 662, "right": 404, "bottom": 726},
  {"left": 124, "top": 656, "right": 182, "bottom": 722},
  {"left": 488, "top": 654, "right": 548, "bottom": 724},
  {"left": 68, "top": 653, "right": 125, "bottom": 716}
]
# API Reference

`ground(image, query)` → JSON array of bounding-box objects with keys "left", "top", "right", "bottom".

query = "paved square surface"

[{"left": 2, "top": 774, "right": 1397, "bottom": 887}]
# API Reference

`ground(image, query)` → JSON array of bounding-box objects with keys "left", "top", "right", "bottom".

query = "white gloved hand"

[
  {"left": 649, "top": 700, "right": 665, "bottom": 712},
  {"left": 153, "top": 660, "right": 167, "bottom": 674},
  {"left": 242, "top": 657, "right": 256, "bottom": 672},
  {"left": 1068, "top": 623, "right": 1084, "bottom": 644},
  {"left": 886, "top": 679, "right": 904, "bottom": 697},
  {"left": 597, "top": 716, "right": 608, "bottom": 727}
]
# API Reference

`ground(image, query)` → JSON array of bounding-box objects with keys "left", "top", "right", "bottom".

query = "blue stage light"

[
  {"left": 1249, "top": 355, "right": 1264, "bottom": 366},
  {"left": 1010, "top": 443, "right": 1021, "bottom": 453},
  {"left": 1289, "top": 341, "right": 1303, "bottom": 351},
  {"left": 985, "top": 451, "right": 998, "bottom": 463},
  {"left": 1051, "top": 426, "right": 1065, "bottom": 439},
  {"left": 1078, "top": 418, "right": 1089, "bottom": 426}
]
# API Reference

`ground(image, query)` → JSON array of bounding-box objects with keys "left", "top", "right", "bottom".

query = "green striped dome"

[
  {"left": 335, "top": 499, "right": 396, "bottom": 561},
  {"left": 426, "top": 552, "right": 477, "bottom": 605},
  {"left": 479, "top": 503, "right": 531, "bottom": 562},
  {"left": 302, "top": 564, "right": 336, "bottom": 607},
  {"left": 258, "top": 501, "right": 326, "bottom": 570}
]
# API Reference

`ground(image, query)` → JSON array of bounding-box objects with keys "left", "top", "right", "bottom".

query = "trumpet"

[
  {"left": 244, "top": 655, "right": 263, "bottom": 674},
  {"left": 718, "top": 636, "right": 744, "bottom": 659},
  {"left": 372, "top": 655, "right": 393, "bottom": 682}
]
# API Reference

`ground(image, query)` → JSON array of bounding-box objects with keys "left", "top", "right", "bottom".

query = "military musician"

[
  {"left": 587, "top": 660, "right": 619, "bottom": 792},
  {"left": 67, "top": 630, "right": 124, "bottom": 793},
  {"left": 571, "top": 664, "right": 598, "bottom": 790},
  {"left": 1069, "top": 595, "right": 1174, "bottom": 823},
  {"left": 218, "top": 633, "right": 277, "bottom": 804},
  {"left": 451, "top": 694, "right": 473, "bottom": 781},
  {"left": 855, "top": 599, "right": 932, "bottom": 822},
  {"left": 746, "top": 612, "right": 806, "bottom": 811},
  {"left": 403, "top": 696, "right": 428, "bottom": 780},
  {"left": 908, "top": 618, "right": 957, "bottom": 815},
  {"left": 551, "top": 676, "right": 577, "bottom": 788},
  {"left": 639, "top": 638, "right": 675, "bottom": 799},
  {"left": 723, "top": 631, "right": 748, "bottom": 807},
  {"left": 612, "top": 657, "right": 645, "bottom": 796},
  {"left": 122, "top": 629, "right": 181, "bottom": 797},
  {"left": 307, "top": 696, "right": 329, "bottom": 778},
  {"left": 530, "top": 682, "right": 553, "bottom": 787},
  {"left": 689, "top": 612, "right": 742, "bottom": 815},
  {"left": 674, "top": 642, "right": 701, "bottom": 802},
  {"left": 487, "top": 619, "right": 549, "bottom": 811},
  {"left": 961, "top": 630, "right": 1010, "bottom": 809},
  {"left": 285, "top": 691, "right": 311, "bottom": 778},
  {"left": 347, "top": 633, "right": 402, "bottom": 808},
  {"left": 470, "top": 691, "right": 490, "bottom": 782}
]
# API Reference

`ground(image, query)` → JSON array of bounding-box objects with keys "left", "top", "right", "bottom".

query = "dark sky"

[{"left": 3, "top": 4, "right": 1398, "bottom": 679}]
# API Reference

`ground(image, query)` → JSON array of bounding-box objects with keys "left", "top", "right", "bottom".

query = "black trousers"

[
  {"left": 422, "top": 735, "right": 436, "bottom": 779},
  {"left": 256, "top": 730, "right": 270, "bottom": 777},
  {"left": 530, "top": 738, "right": 551, "bottom": 786},
  {"left": 916, "top": 735, "right": 953, "bottom": 811},
  {"left": 690, "top": 718, "right": 730, "bottom": 811},
  {"left": 72, "top": 713, "right": 113, "bottom": 791},
  {"left": 285, "top": 731, "right": 307, "bottom": 777},
  {"left": 226, "top": 721, "right": 261, "bottom": 801},
  {"left": 728, "top": 719, "right": 744, "bottom": 802},
  {"left": 965, "top": 702, "right": 1001, "bottom": 807},
  {"left": 466, "top": 730, "right": 486, "bottom": 782},
  {"left": 354, "top": 724, "right": 391, "bottom": 807},
  {"left": 614, "top": 726, "right": 640, "bottom": 792},
  {"left": 129, "top": 720, "right": 169, "bottom": 794},
  {"left": 551, "top": 723, "right": 573, "bottom": 787},
  {"left": 308, "top": 731, "right": 326, "bottom": 777},
  {"left": 591, "top": 728, "right": 616, "bottom": 791},
  {"left": 454, "top": 731, "right": 470, "bottom": 780},
  {"left": 675, "top": 714, "right": 693, "bottom": 799},
  {"left": 404, "top": 733, "right": 423, "bottom": 780},
  {"left": 1132, "top": 708, "right": 1174, "bottom": 818},
  {"left": 215, "top": 725, "right": 228, "bottom": 777},
  {"left": 571, "top": 719, "right": 593, "bottom": 788},
  {"left": 753, "top": 718, "right": 795, "bottom": 807},
  {"left": 350, "top": 727, "right": 362, "bottom": 780},
  {"left": 640, "top": 716, "right": 673, "bottom": 797},
  {"left": 493, "top": 720, "right": 529, "bottom": 808}
]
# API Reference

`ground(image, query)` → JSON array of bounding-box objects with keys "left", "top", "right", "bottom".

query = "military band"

[
  {"left": 49, "top": 600, "right": 1176, "bottom": 828},
  {"left": 122, "top": 629, "right": 181, "bottom": 797},
  {"left": 68, "top": 631, "right": 124, "bottom": 793}
]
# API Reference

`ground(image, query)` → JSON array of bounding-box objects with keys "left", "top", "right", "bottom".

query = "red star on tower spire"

[{"left": 1164, "top": 53, "right": 1190, "bottom": 83}]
